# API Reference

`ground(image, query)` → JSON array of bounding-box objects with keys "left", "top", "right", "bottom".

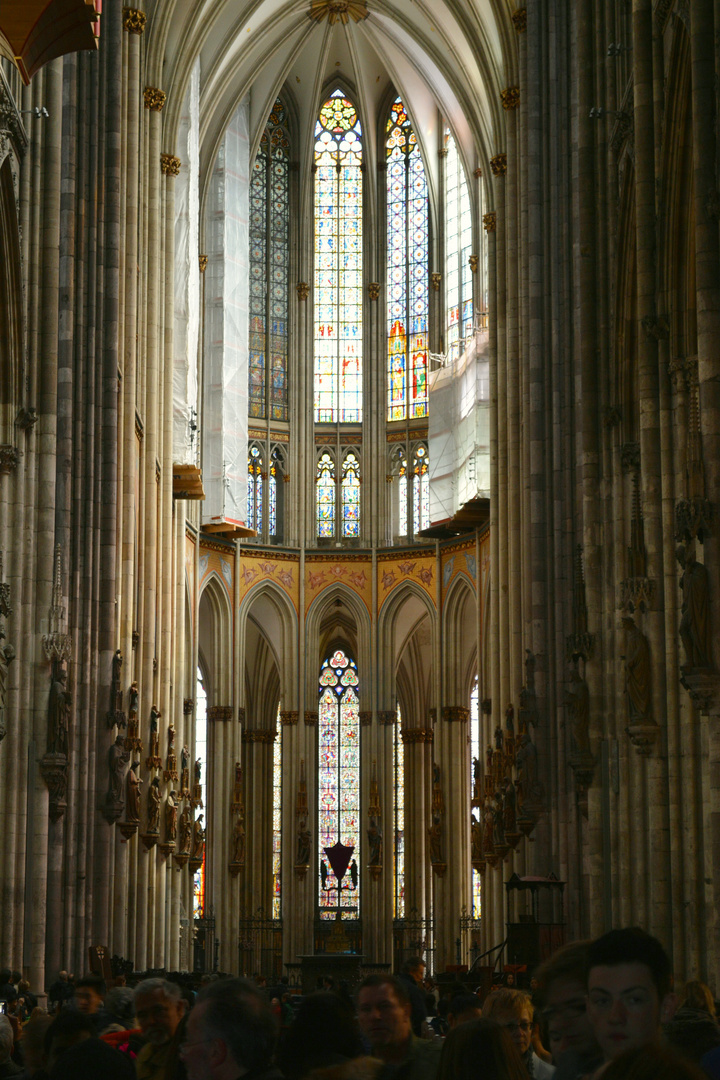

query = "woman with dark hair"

[
  {"left": 437, "top": 1018, "right": 529, "bottom": 1080},
  {"left": 279, "top": 992, "right": 364, "bottom": 1080},
  {"left": 600, "top": 1042, "right": 707, "bottom": 1080}
]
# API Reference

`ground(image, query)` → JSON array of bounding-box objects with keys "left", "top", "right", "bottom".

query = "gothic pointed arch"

[
  {"left": 239, "top": 579, "right": 299, "bottom": 712},
  {"left": 442, "top": 572, "right": 477, "bottom": 703},
  {"left": 198, "top": 571, "right": 234, "bottom": 705},
  {"left": 377, "top": 580, "right": 436, "bottom": 714}
]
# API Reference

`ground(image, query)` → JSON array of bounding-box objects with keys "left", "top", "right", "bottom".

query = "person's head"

[
  {"left": 357, "top": 976, "right": 412, "bottom": 1059},
  {"left": 401, "top": 957, "right": 425, "bottom": 985},
  {"left": 44, "top": 1010, "right": 96, "bottom": 1072},
  {"left": 0, "top": 969, "right": 11, "bottom": 985},
  {"left": 279, "top": 991, "right": 362, "bottom": 1080},
  {"left": 11, "top": 971, "right": 21, "bottom": 986},
  {"left": 682, "top": 980, "right": 716, "bottom": 1017},
  {"left": 21, "top": 1010, "right": 54, "bottom": 1076},
  {"left": 181, "top": 977, "right": 277, "bottom": 1080},
  {"left": 534, "top": 940, "right": 599, "bottom": 1062},
  {"left": 58, "top": 970, "right": 68, "bottom": 982},
  {"left": 505, "top": 972, "right": 515, "bottom": 988},
  {"left": 133, "top": 977, "right": 185, "bottom": 1045},
  {"left": 0, "top": 1015, "right": 13, "bottom": 1065},
  {"left": 600, "top": 1042, "right": 708, "bottom": 1080},
  {"left": 48, "top": 1036, "right": 136, "bottom": 1080},
  {"left": 75, "top": 973, "right": 106, "bottom": 1014},
  {"left": 437, "top": 1018, "right": 528, "bottom": 1080},
  {"left": 586, "top": 928, "right": 676, "bottom": 1062},
  {"left": 482, "top": 989, "right": 534, "bottom": 1056},
  {"left": 447, "top": 994, "right": 483, "bottom": 1030}
]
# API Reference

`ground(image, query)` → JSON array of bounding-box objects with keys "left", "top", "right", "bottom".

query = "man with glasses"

[
  {"left": 180, "top": 977, "right": 280, "bottom": 1080},
  {"left": 584, "top": 927, "right": 677, "bottom": 1072},
  {"left": 534, "top": 942, "right": 602, "bottom": 1080},
  {"left": 134, "top": 978, "right": 187, "bottom": 1080},
  {"left": 482, "top": 988, "right": 556, "bottom": 1077}
]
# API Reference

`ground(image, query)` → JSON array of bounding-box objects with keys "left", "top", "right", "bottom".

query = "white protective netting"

[
  {"left": 202, "top": 100, "right": 250, "bottom": 526},
  {"left": 173, "top": 61, "right": 200, "bottom": 464},
  {"left": 428, "top": 328, "right": 490, "bottom": 526}
]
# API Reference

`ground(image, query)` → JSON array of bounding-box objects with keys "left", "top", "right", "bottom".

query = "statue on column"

[
  {"left": 193, "top": 757, "right": 203, "bottom": 807},
  {"left": 106, "top": 649, "right": 126, "bottom": 729},
  {"left": 146, "top": 705, "right": 161, "bottom": 769},
  {"left": 165, "top": 789, "right": 178, "bottom": 843},
  {"left": 180, "top": 745, "right": 190, "bottom": 797},
  {"left": 146, "top": 777, "right": 161, "bottom": 833},
  {"left": 502, "top": 776, "right": 517, "bottom": 834},
  {"left": 566, "top": 665, "right": 591, "bottom": 754},
  {"left": 677, "top": 543, "right": 712, "bottom": 669},
  {"left": 192, "top": 814, "right": 205, "bottom": 860},
  {"left": 104, "top": 734, "right": 130, "bottom": 822},
  {"left": 48, "top": 662, "right": 70, "bottom": 757},
  {"left": 296, "top": 819, "right": 311, "bottom": 866},
  {"left": 232, "top": 762, "right": 244, "bottom": 813},
  {"left": 179, "top": 804, "right": 192, "bottom": 855},
  {"left": 515, "top": 732, "right": 538, "bottom": 808},
  {"left": 126, "top": 682, "right": 141, "bottom": 751},
  {"left": 622, "top": 616, "right": 652, "bottom": 722},
  {"left": 164, "top": 724, "right": 178, "bottom": 782},
  {"left": 126, "top": 760, "right": 142, "bottom": 823},
  {"left": 368, "top": 816, "right": 383, "bottom": 866},
  {"left": 471, "top": 812, "right": 483, "bottom": 862},
  {"left": 427, "top": 811, "right": 443, "bottom": 866},
  {"left": 232, "top": 815, "right": 246, "bottom": 865}
]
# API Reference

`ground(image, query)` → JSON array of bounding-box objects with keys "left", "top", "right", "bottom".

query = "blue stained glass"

[
  {"left": 386, "top": 97, "right": 428, "bottom": 421},
  {"left": 316, "top": 452, "right": 336, "bottom": 537},
  {"left": 318, "top": 651, "right": 360, "bottom": 920},
  {"left": 248, "top": 445, "right": 263, "bottom": 533},
  {"left": 445, "top": 131, "right": 473, "bottom": 366}
]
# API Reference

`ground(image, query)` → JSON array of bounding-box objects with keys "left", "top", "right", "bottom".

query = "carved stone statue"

[
  {"left": 428, "top": 812, "right": 443, "bottom": 864},
  {"left": 515, "top": 732, "right": 538, "bottom": 806},
  {"left": 494, "top": 724, "right": 503, "bottom": 751},
  {"left": 192, "top": 814, "right": 205, "bottom": 860},
  {"left": 180, "top": 745, "right": 190, "bottom": 794},
  {"left": 296, "top": 820, "right": 311, "bottom": 865},
  {"left": 232, "top": 815, "right": 246, "bottom": 863},
  {"left": 179, "top": 805, "right": 192, "bottom": 854},
  {"left": 566, "top": 666, "right": 590, "bottom": 754},
  {"left": 126, "top": 760, "right": 142, "bottom": 823},
  {"left": 502, "top": 776, "right": 517, "bottom": 834},
  {"left": 194, "top": 757, "right": 202, "bottom": 784},
  {"left": 111, "top": 650, "right": 123, "bottom": 710},
  {"left": 368, "top": 816, "right": 383, "bottom": 866},
  {"left": 486, "top": 745, "right": 494, "bottom": 772},
  {"left": 622, "top": 616, "right": 652, "bottom": 722},
  {"left": 128, "top": 682, "right": 139, "bottom": 717},
  {"left": 471, "top": 813, "right": 483, "bottom": 861},
  {"left": 492, "top": 796, "right": 505, "bottom": 846},
  {"left": 48, "top": 664, "right": 71, "bottom": 756},
  {"left": 505, "top": 703, "right": 514, "bottom": 733},
  {"left": 147, "top": 777, "right": 161, "bottom": 832},
  {"left": 0, "top": 637, "right": 15, "bottom": 744},
  {"left": 147, "top": 705, "right": 161, "bottom": 764},
  {"left": 108, "top": 735, "right": 130, "bottom": 804},
  {"left": 677, "top": 544, "right": 712, "bottom": 669},
  {"left": 165, "top": 790, "right": 178, "bottom": 842},
  {"left": 482, "top": 800, "right": 494, "bottom": 851}
]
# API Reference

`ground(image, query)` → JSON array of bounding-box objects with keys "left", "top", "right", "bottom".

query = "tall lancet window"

[
  {"left": 193, "top": 667, "right": 208, "bottom": 918},
  {"left": 470, "top": 678, "right": 481, "bottom": 917},
  {"left": 316, "top": 452, "right": 336, "bottom": 537},
  {"left": 273, "top": 704, "right": 282, "bottom": 919},
  {"left": 445, "top": 131, "right": 473, "bottom": 364},
  {"left": 394, "top": 703, "right": 405, "bottom": 918},
  {"left": 386, "top": 97, "right": 429, "bottom": 420},
  {"left": 314, "top": 91, "right": 363, "bottom": 422},
  {"left": 318, "top": 650, "right": 360, "bottom": 919},
  {"left": 247, "top": 444, "right": 263, "bottom": 534},
  {"left": 249, "top": 99, "right": 290, "bottom": 421},
  {"left": 341, "top": 452, "right": 360, "bottom": 537}
]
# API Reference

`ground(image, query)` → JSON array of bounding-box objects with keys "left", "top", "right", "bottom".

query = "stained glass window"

[
  {"left": 341, "top": 452, "right": 360, "bottom": 537},
  {"left": 396, "top": 447, "right": 408, "bottom": 537},
  {"left": 318, "top": 650, "right": 360, "bottom": 919},
  {"left": 269, "top": 447, "right": 284, "bottom": 538},
  {"left": 193, "top": 667, "right": 208, "bottom": 919},
  {"left": 394, "top": 703, "right": 405, "bottom": 918},
  {"left": 249, "top": 98, "right": 290, "bottom": 421},
  {"left": 248, "top": 444, "right": 263, "bottom": 534},
  {"left": 316, "top": 452, "right": 336, "bottom": 538},
  {"left": 445, "top": 131, "right": 474, "bottom": 365},
  {"left": 273, "top": 704, "right": 282, "bottom": 920},
  {"left": 314, "top": 91, "right": 363, "bottom": 423},
  {"left": 386, "top": 97, "right": 429, "bottom": 421},
  {"left": 412, "top": 445, "right": 429, "bottom": 534},
  {"left": 470, "top": 678, "right": 481, "bottom": 917}
]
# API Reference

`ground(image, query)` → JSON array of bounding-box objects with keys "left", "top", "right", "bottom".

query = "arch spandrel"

[{"left": 239, "top": 578, "right": 299, "bottom": 708}]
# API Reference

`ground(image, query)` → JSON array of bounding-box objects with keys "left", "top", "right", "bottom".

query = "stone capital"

[
  {"left": 441, "top": 705, "right": 470, "bottom": 723},
  {"left": 483, "top": 212, "right": 496, "bottom": 232},
  {"left": 377, "top": 710, "right": 396, "bottom": 725},
  {"left": 359, "top": 711, "right": 373, "bottom": 726},
  {"left": 0, "top": 446, "right": 21, "bottom": 474},
  {"left": 144, "top": 87, "right": 166, "bottom": 112},
  {"left": 161, "top": 154, "right": 181, "bottom": 176},
  {"left": 401, "top": 727, "right": 433, "bottom": 744},
  {"left": 511, "top": 8, "right": 527, "bottom": 31},
  {"left": 122, "top": 7, "right": 146, "bottom": 32},
  {"left": 242, "top": 729, "right": 275, "bottom": 743},
  {"left": 501, "top": 87, "right": 520, "bottom": 110},
  {"left": 297, "top": 282, "right": 310, "bottom": 301},
  {"left": 490, "top": 154, "right": 507, "bottom": 177},
  {"left": 304, "top": 710, "right": 318, "bottom": 726},
  {"left": 368, "top": 282, "right": 380, "bottom": 300},
  {"left": 207, "top": 705, "right": 232, "bottom": 721},
  {"left": 199, "top": 254, "right": 208, "bottom": 273},
  {"left": 280, "top": 710, "right": 299, "bottom": 725},
  {"left": 430, "top": 272, "right": 441, "bottom": 291}
]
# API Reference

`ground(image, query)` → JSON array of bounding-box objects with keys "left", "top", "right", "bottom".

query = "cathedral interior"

[{"left": 1, "top": 0, "right": 719, "bottom": 995}]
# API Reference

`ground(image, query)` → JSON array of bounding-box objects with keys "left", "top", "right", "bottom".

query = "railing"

[
  {"left": 194, "top": 910, "right": 218, "bottom": 973},
  {"left": 459, "top": 909, "right": 483, "bottom": 969},
  {"left": 238, "top": 907, "right": 283, "bottom": 979},
  {"left": 393, "top": 906, "right": 435, "bottom": 976}
]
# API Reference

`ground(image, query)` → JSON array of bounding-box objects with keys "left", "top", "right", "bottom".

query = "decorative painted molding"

[
  {"left": 309, "top": 0, "right": 368, "bottom": 25},
  {"left": 160, "top": 154, "right": 181, "bottom": 176},
  {"left": 401, "top": 728, "right": 434, "bottom": 744},
  {"left": 511, "top": 8, "right": 527, "bottom": 31},
  {"left": 490, "top": 154, "right": 507, "bottom": 176},
  {"left": 483, "top": 213, "right": 496, "bottom": 232},
  {"left": 143, "top": 87, "right": 166, "bottom": 112},
  {"left": 207, "top": 705, "right": 233, "bottom": 721},
  {"left": 122, "top": 7, "right": 146, "bottom": 32},
  {"left": 441, "top": 706, "right": 470, "bottom": 723},
  {"left": 199, "top": 254, "right": 208, "bottom": 273},
  {"left": 368, "top": 282, "right": 380, "bottom": 300},
  {"left": 280, "top": 710, "right": 299, "bottom": 725},
  {"left": 296, "top": 282, "right": 310, "bottom": 301},
  {"left": 501, "top": 86, "right": 520, "bottom": 110}
]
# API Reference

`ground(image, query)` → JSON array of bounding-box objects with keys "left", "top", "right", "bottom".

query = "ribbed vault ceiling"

[{"left": 148, "top": 0, "right": 513, "bottom": 202}]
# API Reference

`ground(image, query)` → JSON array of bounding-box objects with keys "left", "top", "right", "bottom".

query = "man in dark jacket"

[{"left": 397, "top": 958, "right": 428, "bottom": 1038}]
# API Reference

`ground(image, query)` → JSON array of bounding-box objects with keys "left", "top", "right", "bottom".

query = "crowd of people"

[{"left": 1, "top": 928, "right": 719, "bottom": 1079}]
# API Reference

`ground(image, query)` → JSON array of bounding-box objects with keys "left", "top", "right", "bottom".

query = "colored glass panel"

[
  {"left": 273, "top": 704, "right": 282, "bottom": 920},
  {"left": 341, "top": 452, "right": 360, "bottom": 537},
  {"left": 193, "top": 668, "right": 208, "bottom": 918},
  {"left": 470, "top": 679, "right": 481, "bottom": 917},
  {"left": 314, "top": 91, "right": 363, "bottom": 422},
  {"left": 396, "top": 447, "right": 408, "bottom": 537},
  {"left": 394, "top": 703, "right": 405, "bottom": 918},
  {"left": 412, "top": 445, "right": 429, "bottom": 535},
  {"left": 316, "top": 452, "right": 336, "bottom": 538},
  {"left": 248, "top": 445, "right": 263, "bottom": 534},
  {"left": 249, "top": 100, "right": 289, "bottom": 421},
  {"left": 386, "top": 97, "right": 428, "bottom": 421},
  {"left": 318, "top": 651, "right": 360, "bottom": 920},
  {"left": 445, "top": 132, "right": 473, "bottom": 365}
]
